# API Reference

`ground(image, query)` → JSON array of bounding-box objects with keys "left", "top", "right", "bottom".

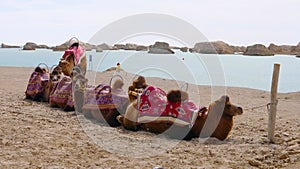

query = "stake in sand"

[{"left": 268, "top": 63, "right": 280, "bottom": 143}]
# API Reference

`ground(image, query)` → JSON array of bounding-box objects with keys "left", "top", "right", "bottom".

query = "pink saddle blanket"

[
  {"left": 82, "top": 84, "right": 129, "bottom": 111},
  {"left": 62, "top": 45, "right": 85, "bottom": 64},
  {"left": 49, "top": 76, "right": 73, "bottom": 108},
  {"left": 25, "top": 71, "right": 49, "bottom": 99},
  {"left": 137, "top": 86, "right": 200, "bottom": 127}
]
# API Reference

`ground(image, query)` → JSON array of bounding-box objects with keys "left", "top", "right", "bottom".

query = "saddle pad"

[
  {"left": 62, "top": 45, "right": 85, "bottom": 64},
  {"left": 137, "top": 86, "right": 199, "bottom": 127},
  {"left": 25, "top": 71, "right": 49, "bottom": 98},
  {"left": 83, "top": 84, "right": 128, "bottom": 110},
  {"left": 49, "top": 76, "right": 73, "bottom": 107}
]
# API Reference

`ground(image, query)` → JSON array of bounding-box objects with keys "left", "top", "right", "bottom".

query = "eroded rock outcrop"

[
  {"left": 194, "top": 41, "right": 234, "bottom": 54},
  {"left": 23, "top": 42, "right": 49, "bottom": 50},
  {"left": 244, "top": 44, "right": 274, "bottom": 56},
  {"left": 148, "top": 42, "right": 175, "bottom": 54},
  {"left": 1, "top": 43, "right": 20, "bottom": 48}
]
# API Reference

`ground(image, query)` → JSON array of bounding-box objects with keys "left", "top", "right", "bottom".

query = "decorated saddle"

[
  {"left": 49, "top": 75, "right": 74, "bottom": 109},
  {"left": 25, "top": 65, "right": 49, "bottom": 101},
  {"left": 62, "top": 45, "right": 85, "bottom": 65},
  {"left": 137, "top": 86, "right": 200, "bottom": 127},
  {"left": 82, "top": 84, "right": 129, "bottom": 111}
]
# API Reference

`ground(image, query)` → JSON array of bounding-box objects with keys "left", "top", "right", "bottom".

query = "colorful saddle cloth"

[
  {"left": 82, "top": 84, "right": 129, "bottom": 111},
  {"left": 25, "top": 70, "right": 49, "bottom": 100},
  {"left": 137, "top": 86, "right": 200, "bottom": 127},
  {"left": 62, "top": 45, "right": 85, "bottom": 64},
  {"left": 49, "top": 76, "right": 74, "bottom": 108}
]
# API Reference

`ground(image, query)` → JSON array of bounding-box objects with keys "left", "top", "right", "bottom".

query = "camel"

[
  {"left": 185, "top": 95, "right": 243, "bottom": 140},
  {"left": 43, "top": 65, "right": 62, "bottom": 102},
  {"left": 49, "top": 73, "right": 74, "bottom": 111},
  {"left": 72, "top": 73, "right": 88, "bottom": 113},
  {"left": 25, "top": 64, "right": 49, "bottom": 102},
  {"left": 117, "top": 78, "right": 243, "bottom": 140},
  {"left": 59, "top": 43, "right": 87, "bottom": 77},
  {"left": 81, "top": 76, "right": 129, "bottom": 127}
]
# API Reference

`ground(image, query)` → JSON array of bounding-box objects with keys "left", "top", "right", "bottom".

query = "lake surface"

[{"left": 0, "top": 48, "right": 299, "bottom": 93}]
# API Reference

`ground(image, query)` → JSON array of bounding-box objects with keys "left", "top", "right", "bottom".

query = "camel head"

[
  {"left": 59, "top": 54, "right": 75, "bottom": 76},
  {"left": 50, "top": 66, "right": 62, "bottom": 82},
  {"left": 128, "top": 76, "right": 148, "bottom": 102},
  {"left": 209, "top": 95, "right": 243, "bottom": 118},
  {"left": 34, "top": 66, "right": 47, "bottom": 74},
  {"left": 167, "top": 90, "right": 189, "bottom": 103}
]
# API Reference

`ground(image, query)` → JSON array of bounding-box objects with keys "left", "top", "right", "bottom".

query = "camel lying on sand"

[
  {"left": 81, "top": 77, "right": 129, "bottom": 127},
  {"left": 25, "top": 65, "right": 49, "bottom": 102},
  {"left": 43, "top": 66, "right": 62, "bottom": 102},
  {"left": 117, "top": 77, "right": 243, "bottom": 140}
]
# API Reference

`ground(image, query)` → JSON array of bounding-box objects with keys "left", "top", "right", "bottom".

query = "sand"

[{"left": 0, "top": 66, "right": 300, "bottom": 168}]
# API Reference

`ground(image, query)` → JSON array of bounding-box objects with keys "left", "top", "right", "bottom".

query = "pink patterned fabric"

[
  {"left": 25, "top": 71, "right": 49, "bottom": 99},
  {"left": 49, "top": 76, "right": 74, "bottom": 108},
  {"left": 138, "top": 86, "right": 200, "bottom": 127},
  {"left": 62, "top": 45, "right": 85, "bottom": 64},
  {"left": 82, "top": 84, "right": 129, "bottom": 110}
]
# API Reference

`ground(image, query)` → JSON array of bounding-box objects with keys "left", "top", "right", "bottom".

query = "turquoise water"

[{"left": 0, "top": 48, "right": 299, "bottom": 93}]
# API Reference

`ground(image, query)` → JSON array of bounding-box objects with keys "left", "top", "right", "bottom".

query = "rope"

[{"left": 244, "top": 100, "right": 278, "bottom": 111}]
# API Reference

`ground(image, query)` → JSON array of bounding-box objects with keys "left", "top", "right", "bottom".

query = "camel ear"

[{"left": 220, "top": 95, "right": 230, "bottom": 104}]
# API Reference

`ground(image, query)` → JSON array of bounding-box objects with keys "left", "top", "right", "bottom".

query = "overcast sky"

[{"left": 1, "top": 0, "right": 299, "bottom": 47}]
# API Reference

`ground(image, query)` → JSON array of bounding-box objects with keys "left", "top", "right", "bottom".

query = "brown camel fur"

[
  {"left": 44, "top": 66, "right": 62, "bottom": 102},
  {"left": 128, "top": 76, "right": 148, "bottom": 102},
  {"left": 118, "top": 91, "right": 243, "bottom": 140},
  {"left": 59, "top": 54, "right": 76, "bottom": 76},
  {"left": 73, "top": 73, "right": 88, "bottom": 113},
  {"left": 59, "top": 52, "right": 87, "bottom": 77},
  {"left": 186, "top": 95, "right": 243, "bottom": 140}
]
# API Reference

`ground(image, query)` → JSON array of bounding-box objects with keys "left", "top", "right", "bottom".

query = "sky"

[{"left": 0, "top": 0, "right": 299, "bottom": 47}]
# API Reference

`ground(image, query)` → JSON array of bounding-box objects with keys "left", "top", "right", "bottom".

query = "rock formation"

[
  {"left": 124, "top": 43, "right": 138, "bottom": 50},
  {"left": 23, "top": 42, "right": 49, "bottom": 50},
  {"left": 52, "top": 41, "right": 69, "bottom": 51},
  {"left": 180, "top": 47, "right": 188, "bottom": 52},
  {"left": 136, "top": 45, "right": 148, "bottom": 51},
  {"left": 112, "top": 44, "right": 126, "bottom": 50},
  {"left": 268, "top": 43, "right": 295, "bottom": 55},
  {"left": 244, "top": 44, "right": 274, "bottom": 56},
  {"left": 194, "top": 41, "right": 234, "bottom": 54},
  {"left": 1, "top": 43, "right": 20, "bottom": 48},
  {"left": 96, "top": 43, "right": 111, "bottom": 52},
  {"left": 148, "top": 42, "right": 175, "bottom": 54},
  {"left": 231, "top": 45, "right": 246, "bottom": 54}
]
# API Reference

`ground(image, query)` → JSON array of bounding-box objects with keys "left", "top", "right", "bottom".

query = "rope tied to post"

[
  {"left": 244, "top": 99, "right": 278, "bottom": 111},
  {"left": 267, "top": 99, "right": 278, "bottom": 111}
]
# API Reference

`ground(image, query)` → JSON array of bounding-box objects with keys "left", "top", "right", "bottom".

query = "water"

[{"left": 0, "top": 48, "right": 299, "bottom": 93}]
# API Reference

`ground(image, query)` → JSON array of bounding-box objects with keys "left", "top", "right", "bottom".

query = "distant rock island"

[
  {"left": 23, "top": 42, "right": 50, "bottom": 50},
  {"left": 148, "top": 42, "right": 174, "bottom": 54},
  {"left": 244, "top": 44, "right": 274, "bottom": 56},
  {"left": 1, "top": 40, "right": 300, "bottom": 56},
  {"left": 1, "top": 43, "right": 20, "bottom": 48}
]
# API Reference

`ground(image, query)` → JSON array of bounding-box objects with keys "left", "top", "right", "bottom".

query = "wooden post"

[{"left": 268, "top": 63, "right": 280, "bottom": 143}]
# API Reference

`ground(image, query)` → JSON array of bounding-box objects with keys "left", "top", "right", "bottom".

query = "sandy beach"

[{"left": 0, "top": 66, "right": 300, "bottom": 168}]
